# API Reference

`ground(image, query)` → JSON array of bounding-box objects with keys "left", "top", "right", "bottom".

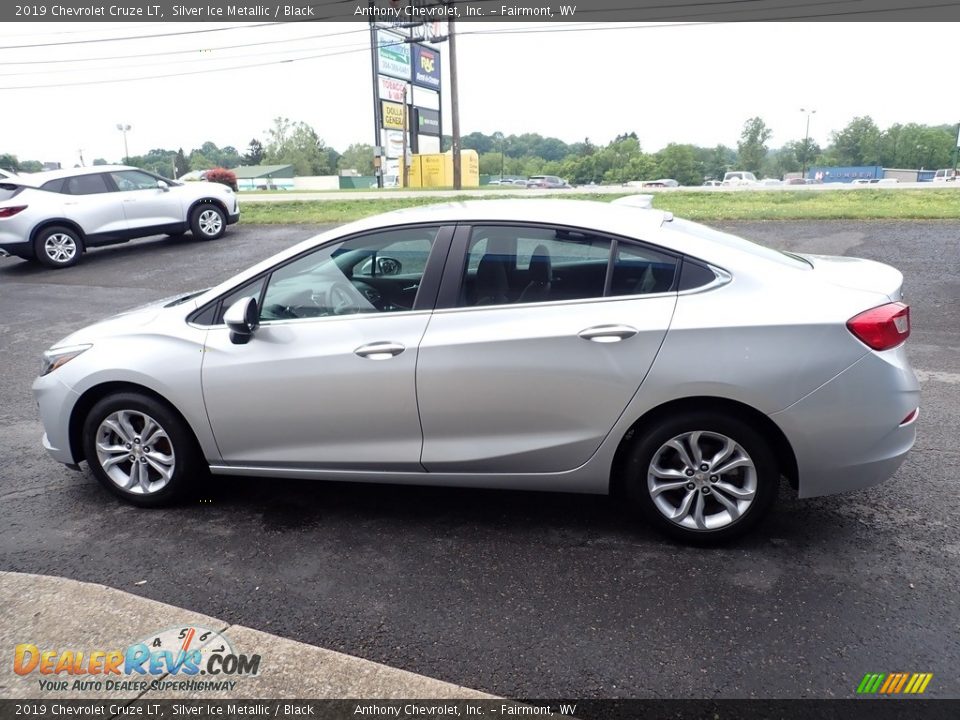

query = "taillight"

[
  {"left": 847, "top": 302, "right": 910, "bottom": 351},
  {"left": 0, "top": 205, "right": 27, "bottom": 218}
]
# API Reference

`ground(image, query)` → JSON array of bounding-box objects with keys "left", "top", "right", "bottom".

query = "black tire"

[
  {"left": 34, "top": 225, "right": 84, "bottom": 268},
  {"left": 82, "top": 392, "right": 206, "bottom": 507},
  {"left": 623, "top": 411, "right": 779, "bottom": 544},
  {"left": 189, "top": 203, "right": 226, "bottom": 241}
]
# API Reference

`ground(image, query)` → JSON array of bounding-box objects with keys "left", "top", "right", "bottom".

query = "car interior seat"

[{"left": 518, "top": 244, "right": 552, "bottom": 303}]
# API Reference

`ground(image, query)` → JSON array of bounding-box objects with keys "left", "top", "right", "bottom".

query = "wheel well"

[
  {"left": 68, "top": 381, "right": 201, "bottom": 464},
  {"left": 609, "top": 396, "right": 799, "bottom": 496},
  {"left": 30, "top": 219, "right": 86, "bottom": 247},
  {"left": 189, "top": 198, "right": 228, "bottom": 219}
]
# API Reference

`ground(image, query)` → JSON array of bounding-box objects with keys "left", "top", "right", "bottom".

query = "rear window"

[{"left": 667, "top": 218, "right": 811, "bottom": 269}]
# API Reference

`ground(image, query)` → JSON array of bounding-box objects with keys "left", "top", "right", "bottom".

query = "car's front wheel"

[
  {"left": 625, "top": 411, "right": 779, "bottom": 544},
  {"left": 34, "top": 225, "right": 84, "bottom": 268},
  {"left": 190, "top": 203, "right": 226, "bottom": 241},
  {"left": 82, "top": 392, "right": 203, "bottom": 507}
]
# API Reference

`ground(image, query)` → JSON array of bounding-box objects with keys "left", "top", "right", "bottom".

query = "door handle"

[
  {"left": 578, "top": 324, "right": 638, "bottom": 343},
  {"left": 354, "top": 341, "right": 405, "bottom": 359}
]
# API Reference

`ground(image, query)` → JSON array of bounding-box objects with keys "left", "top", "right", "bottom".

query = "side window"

[
  {"left": 110, "top": 170, "right": 160, "bottom": 191},
  {"left": 64, "top": 174, "right": 110, "bottom": 195},
  {"left": 215, "top": 277, "right": 267, "bottom": 325},
  {"left": 259, "top": 227, "right": 438, "bottom": 321},
  {"left": 41, "top": 178, "right": 66, "bottom": 193},
  {"left": 459, "top": 226, "right": 611, "bottom": 307},
  {"left": 609, "top": 243, "right": 679, "bottom": 296}
]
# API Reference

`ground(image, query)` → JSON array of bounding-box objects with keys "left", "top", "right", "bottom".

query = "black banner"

[
  {"left": 3, "top": 0, "right": 959, "bottom": 23},
  {"left": 2, "top": 700, "right": 960, "bottom": 720}
]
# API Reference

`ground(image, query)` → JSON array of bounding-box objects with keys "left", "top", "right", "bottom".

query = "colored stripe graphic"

[{"left": 856, "top": 672, "right": 932, "bottom": 694}]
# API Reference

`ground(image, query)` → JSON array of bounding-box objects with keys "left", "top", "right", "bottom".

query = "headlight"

[{"left": 39, "top": 344, "right": 91, "bottom": 377}]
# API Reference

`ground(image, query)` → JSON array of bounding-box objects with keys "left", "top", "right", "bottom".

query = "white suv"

[
  {"left": 0, "top": 165, "right": 239, "bottom": 268},
  {"left": 721, "top": 171, "right": 758, "bottom": 186}
]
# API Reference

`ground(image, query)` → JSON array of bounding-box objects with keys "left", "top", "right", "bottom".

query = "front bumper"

[
  {"left": 33, "top": 373, "right": 80, "bottom": 466},
  {"left": 771, "top": 345, "right": 919, "bottom": 498}
]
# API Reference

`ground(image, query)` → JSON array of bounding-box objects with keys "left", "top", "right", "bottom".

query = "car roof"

[{"left": 7, "top": 165, "right": 136, "bottom": 187}]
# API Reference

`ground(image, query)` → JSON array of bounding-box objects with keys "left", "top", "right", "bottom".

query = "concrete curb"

[{"left": 0, "top": 571, "right": 493, "bottom": 700}]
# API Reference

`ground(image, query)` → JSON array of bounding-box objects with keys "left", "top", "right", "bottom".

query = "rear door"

[
  {"left": 56, "top": 173, "right": 129, "bottom": 240},
  {"left": 415, "top": 223, "right": 679, "bottom": 474}
]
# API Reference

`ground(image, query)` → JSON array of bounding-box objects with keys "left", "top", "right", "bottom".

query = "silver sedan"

[{"left": 32, "top": 199, "right": 919, "bottom": 543}]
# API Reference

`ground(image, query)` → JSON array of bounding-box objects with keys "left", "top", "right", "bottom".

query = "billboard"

[
  {"left": 412, "top": 44, "right": 441, "bottom": 89},
  {"left": 416, "top": 107, "right": 440, "bottom": 136},
  {"left": 383, "top": 129, "right": 407, "bottom": 159},
  {"left": 378, "top": 75, "right": 407, "bottom": 104},
  {"left": 382, "top": 101, "right": 406, "bottom": 130},
  {"left": 377, "top": 30, "right": 411, "bottom": 81}
]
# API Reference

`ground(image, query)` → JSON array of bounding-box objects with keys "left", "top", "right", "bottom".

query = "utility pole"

[
  {"left": 800, "top": 108, "right": 815, "bottom": 180},
  {"left": 401, "top": 84, "right": 409, "bottom": 188},
  {"left": 953, "top": 121, "right": 960, "bottom": 174},
  {"left": 78, "top": 149, "right": 85, "bottom": 167},
  {"left": 369, "top": 11, "right": 383, "bottom": 189},
  {"left": 116, "top": 123, "right": 131, "bottom": 164},
  {"left": 447, "top": 13, "right": 461, "bottom": 190}
]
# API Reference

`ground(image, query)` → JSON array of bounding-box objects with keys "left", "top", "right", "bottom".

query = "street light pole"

[
  {"left": 116, "top": 123, "right": 131, "bottom": 164},
  {"left": 800, "top": 108, "right": 816, "bottom": 180}
]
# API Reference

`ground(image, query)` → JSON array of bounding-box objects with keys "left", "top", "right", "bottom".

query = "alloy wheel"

[
  {"left": 647, "top": 430, "right": 757, "bottom": 531},
  {"left": 197, "top": 209, "right": 223, "bottom": 236},
  {"left": 94, "top": 410, "right": 176, "bottom": 495},
  {"left": 44, "top": 233, "right": 78, "bottom": 263}
]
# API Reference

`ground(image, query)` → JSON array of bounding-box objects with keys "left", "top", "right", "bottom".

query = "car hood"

[
  {"left": 800, "top": 253, "right": 904, "bottom": 301},
  {"left": 51, "top": 291, "right": 204, "bottom": 348}
]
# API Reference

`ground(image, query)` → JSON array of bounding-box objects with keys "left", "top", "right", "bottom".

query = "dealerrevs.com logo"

[{"left": 14, "top": 626, "right": 261, "bottom": 693}]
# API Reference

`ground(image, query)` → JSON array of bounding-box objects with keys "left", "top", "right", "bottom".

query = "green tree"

[
  {"left": 737, "top": 117, "right": 773, "bottom": 175},
  {"left": 0, "top": 153, "right": 17, "bottom": 171},
  {"left": 337, "top": 144, "right": 375, "bottom": 175},
  {"left": 264, "top": 117, "right": 334, "bottom": 175},
  {"left": 243, "top": 139, "right": 265, "bottom": 166},
  {"left": 174, "top": 148, "right": 189, "bottom": 177},
  {"left": 18, "top": 160, "right": 43, "bottom": 172},
  {"left": 189, "top": 152, "right": 214, "bottom": 171},
  {"left": 827, "top": 116, "right": 881, "bottom": 166},
  {"left": 92, "top": 158, "right": 109, "bottom": 166},
  {"left": 653, "top": 143, "right": 702, "bottom": 186}
]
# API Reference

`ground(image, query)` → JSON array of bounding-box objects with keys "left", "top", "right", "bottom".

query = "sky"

[{"left": 1, "top": 21, "right": 957, "bottom": 167}]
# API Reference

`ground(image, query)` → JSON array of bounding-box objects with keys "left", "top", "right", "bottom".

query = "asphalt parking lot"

[{"left": 1, "top": 220, "right": 958, "bottom": 699}]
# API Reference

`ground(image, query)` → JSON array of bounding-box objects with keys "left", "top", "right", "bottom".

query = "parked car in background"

[
  {"left": 759, "top": 178, "right": 783, "bottom": 186},
  {"left": 33, "top": 199, "right": 918, "bottom": 544},
  {"left": 642, "top": 179, "right": 680, "bottom": 188},
  {"left": 526, "top": 175, "right": 571, "bottom": 189},
  {"left": 702, "top": 180, "right": 722, "bottom": 187},
  {"left": 722, "top": 171, "right": 758, "bottom": 186},
  {"left": 784, "top": 177, "right": 811, "bottom": 185},
  {"left": 0, "top": 165, "right": 239, "bottom": 268},
  {"left": 850, "top": 179, "right": 872, "bottom": 185},
  {"left": 874, "top": 178, "right": 900, "bottom": 185},
  {"left": 932, "top": 168, "right": 959, "bottom": 182}
]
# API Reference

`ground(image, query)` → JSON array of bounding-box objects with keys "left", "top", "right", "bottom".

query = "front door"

[{"left": 201, "top": 226, "right": 444, "bottom": 470}]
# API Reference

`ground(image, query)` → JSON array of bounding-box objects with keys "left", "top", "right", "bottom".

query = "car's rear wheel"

[
  {"left": 82, "top": 392, "right": 204, "bottom": 507},
  {"left": 34, "top": 225, "right": 83, "bottom": 268},
  {"left": 190, "top": 204, "right": 226, "bottom": 241},
  {"left": 624, "top": 412, "right": 779, "bottom": 544}
]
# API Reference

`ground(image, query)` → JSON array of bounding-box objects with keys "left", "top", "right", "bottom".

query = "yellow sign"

[{"left": 382, "top": 101, "right": 405, "bottom": 130}]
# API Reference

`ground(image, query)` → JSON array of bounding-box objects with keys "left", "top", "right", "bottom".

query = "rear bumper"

[
  {"left": 0, "top": 242, "right": 32, "bottom": 259},
  {"left": 771, "top": 345, "right": 919, "bottom": 498}
]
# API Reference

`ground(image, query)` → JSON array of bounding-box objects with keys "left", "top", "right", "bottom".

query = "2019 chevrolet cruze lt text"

[{"left": 33, "top": 200, "right": 919, "bottom": 542}]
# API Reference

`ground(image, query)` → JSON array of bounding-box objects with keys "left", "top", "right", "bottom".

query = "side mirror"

[
  {"left": 376, "top": 256, "right": 402, "bottom": 275},
  {"left": 157, "top": 180, "right": 169, "bottom": 192},
  {"left": 224, "top": 296, "right": 259, "bottom": 345}
]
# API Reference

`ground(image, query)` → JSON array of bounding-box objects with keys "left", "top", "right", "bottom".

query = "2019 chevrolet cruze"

[
  {"left": 32, "top": 199, "right": 919, "bottom": 543},
  {"left": 0, "top": 165, "right": 239, "bottom": 268}
]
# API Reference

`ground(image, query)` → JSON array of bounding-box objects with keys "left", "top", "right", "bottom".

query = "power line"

[{"left": 0, "top": 22, "right": 283, "bottom": 50}]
